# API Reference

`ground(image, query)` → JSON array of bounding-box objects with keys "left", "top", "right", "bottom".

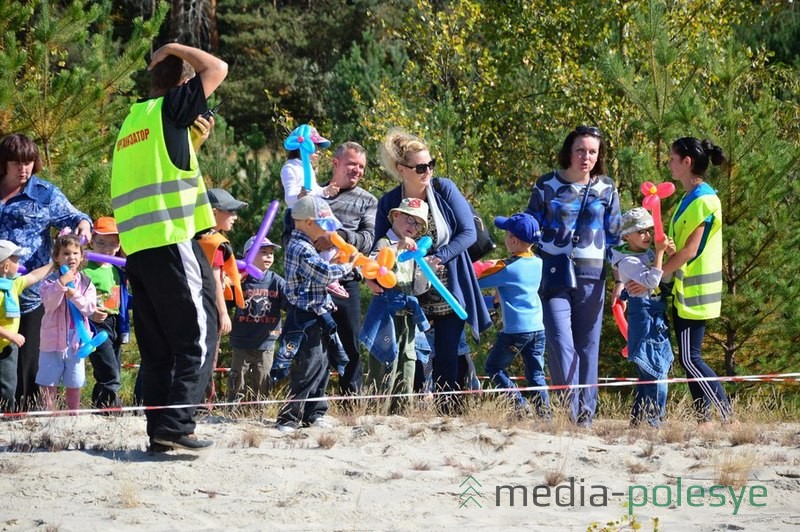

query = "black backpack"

[
  {"left": 467, "top": 205, "right": 496, "bottom": 262},
  {"left": 432, "top": 178, "right": 496, "bottom": 262}
]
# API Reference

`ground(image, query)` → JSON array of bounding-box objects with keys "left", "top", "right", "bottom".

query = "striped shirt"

[{"left": 284, "top": 229, "right": 352, "bottom": 315}]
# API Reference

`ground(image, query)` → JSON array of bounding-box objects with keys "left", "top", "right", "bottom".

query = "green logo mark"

[{"left": 459, "top": 475, "right": 484, "bottom": 508}]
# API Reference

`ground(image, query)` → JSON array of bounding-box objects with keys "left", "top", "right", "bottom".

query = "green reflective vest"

[
  {"left": 668, "top": 187, "right": 723, "bottom": 320},
  {"left": 110, "top": 98, "right": 214, "bottom": 255}
]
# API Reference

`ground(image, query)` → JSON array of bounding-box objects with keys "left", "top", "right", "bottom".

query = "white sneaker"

[
  {"left": 309, "top": 417, "right": 334, "bottom": 428},
  {"left": 275, "top": 423, "right": 297, "bottom": 433}
]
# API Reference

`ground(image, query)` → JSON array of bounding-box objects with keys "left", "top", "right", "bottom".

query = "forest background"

[{"left": 1, "top": 0, "right": 798, "bottom": 407}]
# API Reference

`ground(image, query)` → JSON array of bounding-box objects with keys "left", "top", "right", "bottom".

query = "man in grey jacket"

[{"left": 313, "top": 142, "right": 376, "bottom": 396}]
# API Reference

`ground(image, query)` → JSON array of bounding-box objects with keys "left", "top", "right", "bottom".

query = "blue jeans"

[
  {"left": 484, "top": 330, "right": 550, "bottom": 416},
  {"left": 542, "top": 277, "right": 605, "bottom": 425},
  {"left": 631, "top": 365, "right": 667, "bottom": 427}
]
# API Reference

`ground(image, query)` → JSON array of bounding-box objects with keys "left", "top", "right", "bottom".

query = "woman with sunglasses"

[
  {"left": 374, "top": 128, "right": 492, "bottom": 412},
  {"left": 628, "top": 137, "right": 731, "bottom": 427},
  {"left": 525, "top": 126, "right": 622, "bottom": 427}
]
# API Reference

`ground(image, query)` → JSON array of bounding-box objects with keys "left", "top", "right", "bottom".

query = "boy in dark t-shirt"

[{"left": 228, "top": 236, "right": 287, "bottom": 401}]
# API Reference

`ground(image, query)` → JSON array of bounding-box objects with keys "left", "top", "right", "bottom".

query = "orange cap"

[{"left": 93, "top": 216, "right": 119, "bottom": 235}]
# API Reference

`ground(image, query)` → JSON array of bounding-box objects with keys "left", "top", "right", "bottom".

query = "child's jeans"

[
  {"left": 276, "top": 307, "right": 329, "bottom": 427},
  {"left": 631, "top": 365, "right": 667, "bottom": 427},
  {"left": 627, "top": 295, "right": 673, "bottom": 427},
  {"left": 484, "top": 330, "right": 550, "bottom": 416}
]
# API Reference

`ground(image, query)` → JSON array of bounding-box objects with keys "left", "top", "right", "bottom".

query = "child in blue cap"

[{"left": 478, "top": 213, "right": 550, "bottom": 418}]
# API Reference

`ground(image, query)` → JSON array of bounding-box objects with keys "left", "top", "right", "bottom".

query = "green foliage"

[{"left": 0, "top": 0, "right": 167, "bottom": 218}]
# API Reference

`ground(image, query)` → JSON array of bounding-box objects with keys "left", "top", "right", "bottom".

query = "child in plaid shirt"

[{"left": 272, "top": 195, "right": 356, "bottom": 432}]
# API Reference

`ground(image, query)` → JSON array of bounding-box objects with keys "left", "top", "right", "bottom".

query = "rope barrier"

[{"left": 2, "top": 371, "right": 798, "bottom": 420}]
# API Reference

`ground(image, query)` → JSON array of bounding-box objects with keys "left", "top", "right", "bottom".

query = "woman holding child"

[
  {"left": 525, "top": 126, "right": 621, "bottom": 427},
  {"left": 374, "top": 129, "right": 491, "bottom": 409},
  {"left": 629, "top": 137, "right": 731, "bottom": 425}
]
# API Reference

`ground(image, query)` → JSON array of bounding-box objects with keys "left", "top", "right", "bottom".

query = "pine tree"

[
  {"left": 602, "top": 1, "right": 800, "bottom": 376},
  {"left": 0, "top": 0, "right": 167, "bottom": 217}
]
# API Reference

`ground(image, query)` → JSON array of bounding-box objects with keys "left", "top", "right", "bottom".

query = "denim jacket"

[
  {"left": 359, "top": 290, "right": 430, "bottom": 367},
  {"left": 627, "top": 295, "right": 673, "bottom": 379},
  {"left": 272, "top": 305, "right": 348, "bottom": 377}
]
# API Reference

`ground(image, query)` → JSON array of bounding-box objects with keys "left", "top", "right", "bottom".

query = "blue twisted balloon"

[
  {"left": 398, "top": 236, "right": 468, "bottom": 320},
  {"left": 284, "top": 124, "right": 316, "bottom": 192},
  {"left": 59, "top": 265, "right": 108, "bottom": 358}
]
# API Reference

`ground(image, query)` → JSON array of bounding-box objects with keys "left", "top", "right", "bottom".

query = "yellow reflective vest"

[
  {"left": 111, "top": 98, "right": 214, "bottom": 255},
  {"left": 668, "top": 184, "right": 723, "bottom": 320}
]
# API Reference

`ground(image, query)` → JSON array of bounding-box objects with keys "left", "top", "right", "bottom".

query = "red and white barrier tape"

[{"left": 1, "top": 372, "right": 798, "bottom": 420}]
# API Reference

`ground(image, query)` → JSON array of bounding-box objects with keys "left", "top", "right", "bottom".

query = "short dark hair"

[
  {"left": 334, "top": 141, "right": 366, "bottom": 160},
  {"left": 149, "top": 54, "right": 195, "bottom": 95},
  {"left": 557, "top": 126, "right": 607, "bottom": 177},
  {"left": 671, "top": 137, "right": 727, "bottom": 176},
  {"left": 0, "top": 133, "right": 43, "bottom": 179}
]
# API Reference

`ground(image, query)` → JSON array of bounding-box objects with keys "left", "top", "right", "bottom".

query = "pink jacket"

[{"left": 39, "top": 271, "right": 97, "bottom": 352}]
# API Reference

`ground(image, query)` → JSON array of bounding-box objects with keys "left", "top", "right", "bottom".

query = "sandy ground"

[{"left": 1, "top": 411, "right": 800, "bottom": 531}]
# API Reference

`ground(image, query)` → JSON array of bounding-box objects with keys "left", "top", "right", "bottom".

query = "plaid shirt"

[{"left": 284, "top": 229, "right": 352, "bottom": 315}]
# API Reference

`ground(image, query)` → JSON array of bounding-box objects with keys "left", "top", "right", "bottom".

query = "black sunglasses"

[
  {"left": 400, "top": 158, "right": 436, "bottom": 175},
  {"left": 574, "top": 125, "right": 602, "bottom": 138}
]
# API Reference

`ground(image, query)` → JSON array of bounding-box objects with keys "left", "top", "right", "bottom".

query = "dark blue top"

[
  {"left": 0, "top": 175, "right": 91, "bottom": 313},
  {"left": 230, "top": 270, "right": 287, "bottom": 350},
  {"left": 375, "top": 177, "right": 492, "bottom": 336}
]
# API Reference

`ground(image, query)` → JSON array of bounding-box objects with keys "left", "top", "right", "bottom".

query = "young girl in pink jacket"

[{"left": 36, "top": 232, "right": 96, "bottom": 412}]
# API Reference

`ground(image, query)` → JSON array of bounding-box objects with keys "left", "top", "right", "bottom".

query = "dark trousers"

[
  {"left": 0, "top": 344, "right": 18, "bottom": 412},
  {"left": 126, "top": 240, "right": 218, "bottom": 439},
  {"left": 672, "top": 309, "right": 731, "bottom": 421},
  {"left": 277, "top": 310, "right": 329, "bottom": 427},
  {"left": 88, "top": 314, "right": 122, "bottom": 408},
  {"left": 431, "top": 314, "right": 467, "bottom": 392},
  {"left": 331, "top": 278, "right": 363, "bottom": 395},
  {"left": 15, "top": 305, "right": 44, "bottom": 411}
]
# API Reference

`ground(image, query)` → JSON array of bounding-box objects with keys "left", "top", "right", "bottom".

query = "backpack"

[
  {"left": 467, "top": 205, "right": 496, "bottom": 262},
  {"left": 431, "top": 178, "right": 495, "bottom": 262}
]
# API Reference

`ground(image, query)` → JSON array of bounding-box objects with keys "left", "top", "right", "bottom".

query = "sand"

[{"left": 1, "top": 411, "right": 799, "bottom": 531}]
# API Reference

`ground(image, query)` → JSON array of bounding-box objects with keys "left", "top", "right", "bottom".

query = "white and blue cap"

[
  {"left": 0, "top": 240, "right": 23, "bottom": 263},
  {"left": 291, "top": 195, "right": 342, "bottom": 232},
  {"left": 243, "top": 235, "right": 281, "bottom": 255}
]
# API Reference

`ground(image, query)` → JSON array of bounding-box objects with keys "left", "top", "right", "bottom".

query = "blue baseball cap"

[{"left": 494, "top": 213, "right": 541, "bottom": 244}]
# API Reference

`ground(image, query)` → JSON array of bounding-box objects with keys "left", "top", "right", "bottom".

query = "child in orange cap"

[{"left": 83, "top": 216, "right": 131, "bottom": 411}]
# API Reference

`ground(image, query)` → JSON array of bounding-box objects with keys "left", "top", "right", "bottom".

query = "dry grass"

[
  {"left": 593, "top": 420, "right": 628, "bottom": 443},
  {"left": 0, "top": 460, "right": 22, "bottom": 474},
  {"left": 407, "top": 424, "right": 427, "bottom": 438},
  {"left": 118, "top": 482, "right": 141, "bottom": 509},
  {"left": 543, "top": 467, "right": 567, "bottom": 487},
  {"left": 240, "top": 427, "right": 264, "bottom": 448},
  {"left": 713, "top": 450, "right": 757, "bottom": 488},
  {"left": 316, "top": 432, "right": 339, "bottom": 449},
  {"left": 661, "top": 421, "right": 691, "bottom": 444},
  {"left": 410, "top": 460, "right": 431, "bottom": 471},
  {"left": 625, "top": 459, "right": 654, "bottom": 475},
  {"left": 637, "top": 441, "right": 656, "bottom": 459},
  {"left": 460, "top": 394, "right": 521, "bottom": 429},
  {"left": 388, "top": 471, "right": 404, "bottom": 480},
  {"left": 727, "top": 422, "right": 761, "bottom": 446}
]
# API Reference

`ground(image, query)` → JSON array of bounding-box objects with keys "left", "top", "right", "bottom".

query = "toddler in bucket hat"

[
  {"left": 620, "top": 207, "right": 654, "bottom": 237},
  {"left": 389, "top": 197, "right": 429, "bottom": 235},
  {"left": 494, "top": 213, "right": 541, "bottom": 244}
]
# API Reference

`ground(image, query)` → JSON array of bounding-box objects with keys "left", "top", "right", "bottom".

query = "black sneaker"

[{"left": 152, "top": 433, "right": 214, "bottom": 452}]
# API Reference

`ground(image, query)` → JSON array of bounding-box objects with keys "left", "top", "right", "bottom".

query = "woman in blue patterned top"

[
  {"left": 525, "top": 126, "right": 621, "bottom": 427},
  {"left": 0, "top": 133, "right": 92, "bottom": 410}
]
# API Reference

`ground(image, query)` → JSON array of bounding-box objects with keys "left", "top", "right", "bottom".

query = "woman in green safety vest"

[{"left": 660, "top": 137, "right": 732, "bottom": 426}]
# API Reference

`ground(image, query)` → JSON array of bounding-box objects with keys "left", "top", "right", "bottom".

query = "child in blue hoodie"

[{"left": 478, "top": 213, "right": 549, "bottom": 418}]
